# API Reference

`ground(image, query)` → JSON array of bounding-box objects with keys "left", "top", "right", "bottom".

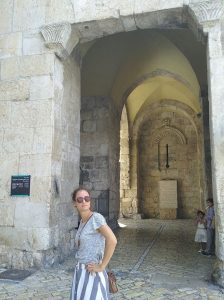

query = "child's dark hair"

[{"left": 197, "top": 210, "right": 205, "bottom": 216}]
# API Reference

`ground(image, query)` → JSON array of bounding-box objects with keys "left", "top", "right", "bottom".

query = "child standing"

[{"left": 194, "top": 210, "right": 207, "bottom": 252}]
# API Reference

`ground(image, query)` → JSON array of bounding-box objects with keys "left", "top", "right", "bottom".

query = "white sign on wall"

[{"left": 159, "top": 180, "right": 177, "bottom": 209}]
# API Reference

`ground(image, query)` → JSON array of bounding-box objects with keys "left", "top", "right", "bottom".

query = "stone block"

[
  {"left": 124, "top": 189, "right": 137, "bottom": 198},
  {"left": 45, "top": 0, "right": 75, "bottom": 24},
  {"left": 120, "top": 15, "right": 137, "bottom": 32},
  {"left": 81, "top": 110, "right": 93, "bottom": 121},
  {"left": 97, "top": 18, "right": 124, "bottom": 36},
  {"left": 96, "top": 119, "right": 109, "bottom": 132},
  {"left": 121, "top": 197, "right": 131, "bottom": 203},
  {"left": 1, "top": 54, "right": 55, "bottom": 80},
  {"left": 0, "top": 203, "right": 15, "bottom": 226},
  {"left": 13, "top": 0, "right": 46, "bottom": 32},
  {"left": 0, "top": 153, "right": 19, "bottom": 200},
  {"left": 11, "top": 100, "right": 52, "bottom": 127},
  {"left": 0, "top": 129, "right": 3, "bottom": 150},
  {"left": 80, "top": 156, "right": 94, "bottom": 163},
  {"left": 0, "top": 227, "right": 29, "bottom": 249},
  {"left": 93, "top": 182, "right": 109, "bottom": 191},
  {"left": 0, "top": 0, "right": 13, "bottom": 34},
  {"left": 2, "top": 127, "right": 34, "bottom": 154},
  {"left": 33, "top": 126, "right": 53, "bottom": 154},
  {"left": 134, "top": 0, "right": 183, "bottom": 14},
  {"left": 0, "top": 101, "right": 11, "bottom": 128},
  {"left": 0, "top": 32, "right": 22, "bottom": 59},
  {"left": 23, "top": 31, "right": 47, "bottom": 55},
  {"left": 95, "top": 156, "right": 108, "bottom": 168},
  {"left": 208, "top": 26, "right": 223, "bottom": 59},
  {"left": 27, "top": 228, "right": 51, "bottom": 250},
  {"left": 30, "top": 75, "right": 54, "bottom": 100},
  {"left": 29, "top": 176, "right": 51, "bottom": 203},
  {"left": 81, "top": 97, "right": 96, "bottom": 110},
  {"left": 135, "top": 12, "right": 159, "bottom": 29},
  {"left": 14, "top": 200, "right": 50, "bottom": 228},
  {"left": 160, "top": 208, "right": 177, "bottom": 220},
  {"left": 19, "top": 153, "right": 51, "bottom": 177},
  {"left": 74, "top": 1, "right": 120, "bottom": 23},
  {"left": 0, "top": 79, "right": 29, "bottom": 101},
  {"left": 209, "top": 57, "right": 224, "bottom": 78},
  {"left": 82, "top": 120, "right": 96, "bottom": 132}
]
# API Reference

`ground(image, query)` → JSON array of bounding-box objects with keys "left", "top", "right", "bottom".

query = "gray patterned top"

[{"left": 75, "top": 212, "right": 106, "bottom": 264}]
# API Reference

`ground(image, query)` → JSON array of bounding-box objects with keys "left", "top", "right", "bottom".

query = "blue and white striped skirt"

[{"left": 70, "top": 263, "right": 110, "bottom": 300}]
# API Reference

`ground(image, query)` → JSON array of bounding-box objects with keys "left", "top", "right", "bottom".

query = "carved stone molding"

[
  {"left": 188, "top": 0, "right": 224, "bottom": 29},
  {"left": 151, "top": 126, "right": 187, "bottom": 145},
  {"left": 40, "top": 22, "right": 79, "bottom": 60}
]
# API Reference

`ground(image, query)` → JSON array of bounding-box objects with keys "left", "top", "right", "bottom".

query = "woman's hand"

[{"left": 86, "top": 263, "right": 105, "bottom": 273}]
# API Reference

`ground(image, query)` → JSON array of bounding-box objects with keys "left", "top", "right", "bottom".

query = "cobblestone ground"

[{"left": 0, "top": 219, "right": 224, "bottom": 300}]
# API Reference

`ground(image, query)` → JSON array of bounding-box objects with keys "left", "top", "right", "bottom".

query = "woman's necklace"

[{"left": 77, "top": 212, "right": 93, "bottom": 248}]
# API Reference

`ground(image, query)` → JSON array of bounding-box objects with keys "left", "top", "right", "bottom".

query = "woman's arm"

[{"left": 86, "top": 224, "right": 117, "bottom": 273}]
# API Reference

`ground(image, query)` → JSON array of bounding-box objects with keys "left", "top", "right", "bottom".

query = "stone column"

[
  {"left": 187, "top": 0, "right": 224, "bottom": 286},
  {"left": 80, "top": 96, "right": 120, "bottom": 227},
  {"left": 201, "top": 89, "right": 213, "bottom": 201},
  {"left": 129, "top": 136, "right": 138, "bottom": 215},
  {"left": 207, "top": 23, "right": 224, "bottom": 287},
  {"left": 41, "top": 23, "right": 81, "bottom": 264}
]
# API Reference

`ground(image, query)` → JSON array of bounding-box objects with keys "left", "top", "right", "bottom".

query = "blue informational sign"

[{"left": 11, "top": 175, "right": 31, "bottom": 196}]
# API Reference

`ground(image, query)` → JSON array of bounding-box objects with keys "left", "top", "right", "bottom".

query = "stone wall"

[
  {"left": 80, "top": 96, "right": 119, "bottom": 227},
  {"left": 0, "top": 0, "right": 224, "bottom": 284},
  {"left": 138, "top": 104, "right": 201, "bottom": 219},
  {"left": 120, "top": 106, "right": 130, "bottom": 216},
  {"left": 0, "top": 3, "right": 80, "bottom": 267}
]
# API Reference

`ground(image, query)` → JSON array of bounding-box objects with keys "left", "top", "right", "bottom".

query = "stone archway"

[
  {"left": 1, "top": 0, "right": 224, "bottom": 287},
  {"left": 124, "top": 100, "right": 204, "bottom": 219}
]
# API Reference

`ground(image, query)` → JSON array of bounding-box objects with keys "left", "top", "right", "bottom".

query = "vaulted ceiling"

[{"left": 81, "top": 29, "right": 207, "bottom": 127}]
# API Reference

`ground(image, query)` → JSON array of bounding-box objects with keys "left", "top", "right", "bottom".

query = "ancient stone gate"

[{"left": 1, "top": 0, "right": 224, "bottom": 287}]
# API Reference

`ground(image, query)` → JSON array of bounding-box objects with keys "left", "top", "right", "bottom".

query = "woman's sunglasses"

[{"left": 76, "top": 196, "right": 91, "bottom": 203}]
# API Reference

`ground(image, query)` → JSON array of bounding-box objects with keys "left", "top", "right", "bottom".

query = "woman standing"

[{"left": 70, "top": 187, "right": 117, "bottom": 300}]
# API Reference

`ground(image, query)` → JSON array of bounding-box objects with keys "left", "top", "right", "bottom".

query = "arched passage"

[{"left": 80, "top": 28, "right": 209, "bottom": 224}]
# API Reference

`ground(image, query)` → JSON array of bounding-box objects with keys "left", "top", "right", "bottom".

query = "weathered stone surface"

[
  {"left": 0, "top": 153, "right": 19, "bottom": 200},
  {"left": 13, "top": 0, "right": 46, "bottom": 32},
  {"left": 0, "top": 102, "right": 11, "bottom": 128},
  {"left": 2, "top": 127, "right": 34, "bottom": 154},
  {"left": 0, "top": 79, "right": 29, "bottom": 101},
  {"left": 45, "top": 0, "right": 75, "bottom": 24},
  {"left": 11, "top": 100, "right": 52, "bottom": 127},
  {"left": 82, "top": 120, "right": 96, "bottom": 132},
  {"left": 0, "top": 32, "right": 22, "bottom": 59},
  {"left": 0, "top": 0, "right": 224, "bottom": 275},
  {"left": 212, "top": 258, "right": 224, "bottom": 288},
  {"left": 1, "top": 54, "right": 55, "bottom": 80},
  {"left": 30, "top": 176, "right": 51, "bottom": 203},
  {"left": 30, "top": 75, "right": 54, "bottom": 100},
  {"left": 0, "top": 203, "right": 15, "bottom": 226},
  {"left": 19, "top": 154, "right": 52, "bottom": 177},
  {"left": 23, "top": 30, "right": 48, "bottom": 55},
  {"left": 0, "top": 0, "right": 13, "bottom": 34},
  {"left": 33, "top": 126, "right": 52, "bottom": 154},
  {"left": 27, "top": 228, "right": 51, "bottom": 250},
  {"left": 14, "top": 201, "right": 50, "bottom": 228}
]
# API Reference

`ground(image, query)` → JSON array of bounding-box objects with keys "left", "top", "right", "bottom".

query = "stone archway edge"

[{"left": 40, "top": 1, "right": 224, "bottom": 60}]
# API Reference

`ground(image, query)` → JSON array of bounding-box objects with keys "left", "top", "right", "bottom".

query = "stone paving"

[{"left": 0, "top": 219, "right": 223, "bottom": 300}]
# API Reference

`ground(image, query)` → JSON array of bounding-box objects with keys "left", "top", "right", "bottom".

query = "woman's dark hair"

[{"left": 72, "top": 186, "right": 90, "bottom": 202}]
